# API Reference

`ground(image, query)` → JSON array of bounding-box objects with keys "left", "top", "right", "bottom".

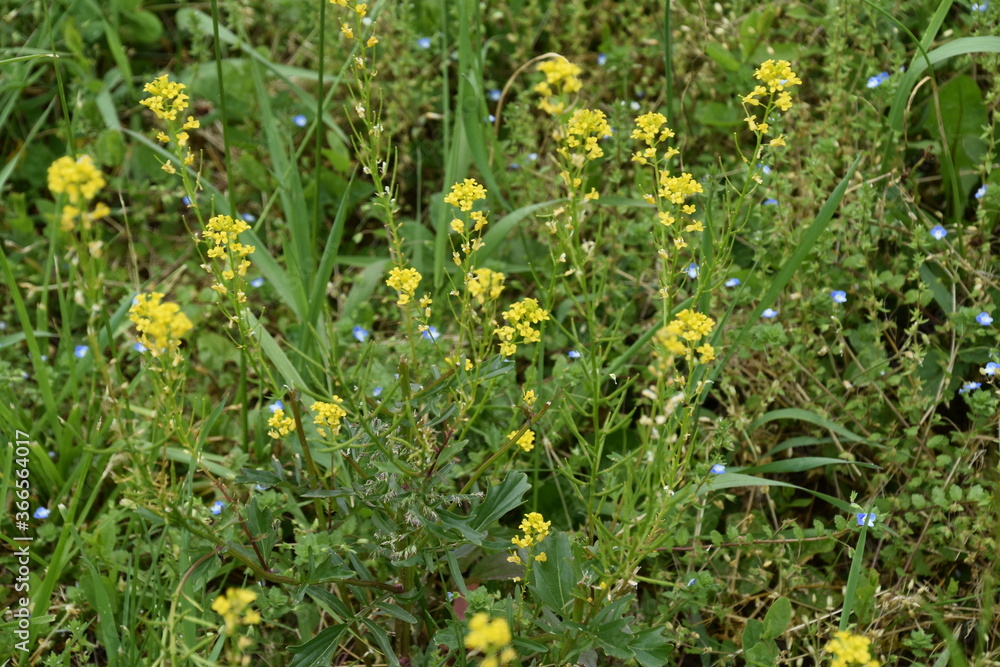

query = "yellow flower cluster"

[
  {"left": 267, "top": 408, "right": 296, "bottom": 439},
  {"left": 534, "top": 57, "right": 582, "bottom": 116},
  {"left": 129, "top": 293, "right": 193, "bottom": 360},
  {"left": 47, "top": 155, "right": 111, "bottom": 232},
  {"left": 506, "top": 428, "right": 535, "bottom": 453},
  {"left": 659, "top": 172, "right": 704, "bottom": 207},
  {"left": 465, "top": 614, "right": 517, "bottom": 667},
  {"left": 466, "top": 268, "right": 506, "bottom": 305},
  {"left": 211, "top": 588, "right": 261, "bottom": 635},
  {"left": 511, "top": 512, "right": 551, "bottom": 548},
  {"left": 741, "top": 60, "right": 801, "bottom": 143},
  {"left": 496, "top": 298, "right": 550, "bottom": 357},
  {"left": 657, "top": 309, "right": 716, "bottom": 364},
  {"left": 140, "top": 75, "right": 190, "bottom": 121},
  {"left": 386, "top": 266, "right": 422, "bottom": 306},
  {"left": 311, "top": 398, "right": 347, "bottom": 438},
  {"left": 445, "top": 179, "right": 490, "bottom": 263},
  {"left": 630, "top": 112, "right": 679, "bottom": 166},
  {"left": 824, "top": 631, "right": 880, "bottom": 667},
  {"left": 558, "top": 109, "right": 612, "bottom": 161},
  {"left": 204, "top": 215, "right": 255, "bottom": 300}
]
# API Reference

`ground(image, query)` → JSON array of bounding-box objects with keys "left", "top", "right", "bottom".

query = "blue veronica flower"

[
  {"left": 372, "top": 386, "right": 383, "bottom": 397},
  {"left": 567, "top": 350, "right": 582, "bottom": 359},
  {"left": 856, "top": 512, "right": 876, "bottom": 527},
  {"left": 831, "top": 290, "right": 847, "bottom": 304},
  {"left": 34, "top": 507, "right": 50, "bottom": 520},
  {"left": 866, "top": 71, "right": 890, "bottom": 88},
  {"left": 508, "top": 163, "right": 520, "bottom": 170},
  {"left": 353, "top": 325, "right": 370, "bottom": 342},
  {"left": 930, "top": 225, "right": 947, "bottom": 240},
  {"left": 48, "top": 451, "right": 57, "bottom": 459},
  {"left": 74, "top": 345, "right": 88, "bottom": 359},
  {"left": 249, "top": 277, "right": 265, "bottom": 288},
  {"left": 971, "top": 1, "right": 987, "bottom": 10},
  {"left": 422, "top": 326, "right": 440, "bottom": 341},
  {"left": 292, "top": 114, "right": 307, "bottom": 128},
  {"left": 762, "top": 308, "right": 778, "bottom": 319},
  {"left": 976, "top": 311, "right": 993, "bottom": 326},
  {"left": 0, "top": 321, "right": 6, "bottom": 330},
  {"left": 597, "top": 53, "right": 607, "bottom": 66},
  {"left": 241, "top": 213, "right": 257, "bottom": 223},
  {"left": 134, "top": 342, "right": 148, "bottom": 353},
  {"left": 255, "top": 484, "right": 269, "bottom": 491},
  {"left": 488, "top": 88, "right": 502, "bottom": 102},
  {"left": 975, "top": 184, "right": 987, "bottom": 199},
  {"left": 268, "top": 400, "right": 284, "bottom": 412},
  {"left": 687, "top": 578, "right": 697, "bottom": 587},
  {"left": 959, "top": 381, "right": 982, "bottom": 394},
  {"left": 527, "top": 152, "right": 538, "bottom": 161},
  {"left": 40, "top": 355, "right": 47, "bottom": 362},
  {"left": 486, "top": 114, "right": 496, "bottom": 123},
  {"left": 710, "top": 464, "right": 726, "bottom": 474},
  {"left": 725, "top": 278, "right": 741, "bottom": 287},
  {"left": 982, "top": 362, "right": 1000, "bottom": 376},
  {"left": 686, "top": 263, "right": 699, "bottom": 279},
  {"left": 630, "top": 101, "right": 641, "bottom": 111},
  {"left": 417, "top": 37, "right": 432, "bottom": 49},
  {"left": 763, "top": 198, "right": 778, "bottom": 206},
  {"left": 210, "top": 501, "right": 225, "bottom": 516},
  {"left": 758, "top": 163, "right": 771, "bottom": 175},
  {"left": 182, "top": 196, "right": 191, "bottom": 206}
]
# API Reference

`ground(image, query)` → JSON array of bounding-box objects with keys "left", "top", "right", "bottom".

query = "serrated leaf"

[{"left": 529, "top": 532, "right": 579, "bottom": 612}]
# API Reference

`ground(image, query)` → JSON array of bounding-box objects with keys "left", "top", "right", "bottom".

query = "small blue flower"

[
  {"left": 133, "top": 342, "right": 148, "bottom": 353},
  {"left": 268, "top": 400, "right": 284, "bottom": 413},
  {"left": 508, "top": 163, "right": 520, "bottom": 170},
  {"left": 210, "top": 501, "right": 225, "bottom": 516},
  {"left": 353, "top": 325, "right": 370, "bottom": 342},
  {"left": 48, "top": 451, "right": 57, "bottom": 459},
  {"left": 182, "top": 196, "right": 191, "bottom": 206},
  {"left": 568, "top": 350, "right": 582, "bottom": 359},
  {"left": 372, "top": 386, "right": 383, "bottom": 397},
  {"left": 686, "top": 263, "right": 699, "bottom": 279},
  {"left": 241, "top": 213, "right": 257, "bottom": 223},
  {"left": 762, "top": 308, "right": 778, "bottom": 319},
  {"left": 971, "top": 1, "right": 987, "bottom": 10},
  {"left": 710, "top": 464, "right": 726, "bottom": 474},
  {"left": 40, "top": 355, "right": 47, "bottom": 362},
  {"left": 930, "top": 225, "right": 947, "bottom": 240},
  {"left": 959, "top": 381, "right": 982, "bottom": 394},
  {"left": 975, "top": 184, "right": 987, "bottom": 199},
  {"left": 422, "top": 326, "right": 440, "bottom": 341},
  {"left": 687, "top": 578, "right": 697, "bottom": 587},
  {"left": 486, "top": 114, "right": 496, "bottom": 123},
  {"left": 250, "top": 277, "right": 265, "bottom": 288},
  {"left": 856, "top": 512, "right": 876, "bottom": 527},
  {"left": 0, "top": 321, "right": 6, "bottom": 330},
  {"left": 758, "top": 163, "right": 771, "bottom": 175},
  {"left": 74, "top": 345, "right": 88, "bottom": 359},
  {"left": 488, "top": 88, "right": 502, "bottom": 102},
  {"left": 831, "top": 290, "right": 847, "bottom": 304},
  {"left": 982, "top": 362, "right": 1000, "bottom": 376},
  {"left": 725, "top": 278, "right": 741, "bottom": 287},
  {"left": 527, "top": 152, "right": 538, "bottom": 161},
  {"left": 976, "top": 311, "right": 993, "bottom": 326},
  {"left": 292, "top": 114, "right": 307, "bottom": 128},
  {"left": 34, "top": 507, "right": 50, "bottom": 520},
  {"left": 417, "top": 37, "right": 432, "bottom": 49},
  {"left": 597, "top": 53, "right": 607, "bottom": 66},
  {"left": 763, "top": 198, "right": 778, "bottom": 206},
  {"left": 255, "top": 484, "right": 269, "bottom": 492},
  {"left": 866, "top": 71, "right": 890, "bottom": 88}
]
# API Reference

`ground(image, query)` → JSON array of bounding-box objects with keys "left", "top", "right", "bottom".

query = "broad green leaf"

[
  {"left": 288, "top": 624, "right": 348, "bottom": 667},
  {"left": 749, "top": 408, "right": 871, "bottom": 444},
  {"left": 529, "top": 532, "right": 580, "bottom": 612},
  {"left": 469, "top": 472, "right": 531, "bottom": 531},
  {"left": 762, "top": 597, "right": 792, "bottom": 640}
]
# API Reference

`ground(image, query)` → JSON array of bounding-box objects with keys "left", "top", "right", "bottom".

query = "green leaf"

[
  {"left": 705, "top": 41, "right": 741, "bottom": 72},
  {"left": 468, "top": 472, "right": 531, "bottom": 531},
  {"left": 745, "top": 640, "right": 779, "bottom": 666},
  {"left": 246, "top": 311, "right": 309, "bottom": 391},
  {"left": 630, "top": 627, "right": 674, "bottom": 667},
  {"left": 529, "top": 532, "right": 580, "bottom": 612},
  {"left": 741, "top": 457, "right": 878, "bottom": 475},
  {"left": 749, "top": 408, "right": 871, "bottom": 444},
  {"left": 288, "top": 624, "right": 348, "bottom": 667},
  {"left": 742, "top": 618, "right": 763, "bottom": 648},
  {"left": 762, "top": 597, "right": 792, "bottom": 640},
  {"left": 361, "top": 618, "right": 401, "bottom": 667},
  {"left": 246, "top": 497, "right": 278, "bottom": 560}
]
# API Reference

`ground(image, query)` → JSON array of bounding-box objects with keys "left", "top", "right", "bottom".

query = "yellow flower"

[
  {"left": 385, "top": 266, "right": 422, "bottom": 306},
  {"left": 466, "top": 267, "right": 506, "bottom": 304},
  {"left": 161, "top": 161, "right": 176, "bottom": 174},
  {"left": 824, "top": 631, "right": 880, "bottom": 667},
  {"left": 666, "top": 309, "right": 715, "bottom": 342},
  {"left": 658, "top": 171, "right": 703, "bottom": 205},
  {"left": 140, "top": 74, "right": 190, "bottom": 121},
  {"left": 561, "top": 109, "right": 612, "bottom": 161},
  {"left": 506, "top": 429, "right": 536, "bottom": 452},
  {"left": 341, "top": 23, "right": 354, "bottom": 39},
  {"left": 534, "top": 57, "right": 582, "bottom": 115},
  {"left": 444, "top": 178, "right": 487, "bottom": 211},
  {"left": 129, "top": 292, "right": 193, "bottom": 358},
  {"left": 267, "top": 408, "right": 296, "bottom": 439},
  {"left": 769, "top": 135, "right": 787, "bottom": 147},
  {"left": 523, "top": 389, "right": 537, "bottom": 406},
  {"left": 534, "top": 552, "right": 547, "bottom": 562},
  {"left": 753, "top": 59, "right": 802, "bottom": 93},
  {"left": 212, "top": 588, "right": 260, "bottom": 635},
  {"left": 465, "top": 614, "right": 515, "bottom": 660},
  {"left": 311, "top": 397, "right": 347, "bottom": 437},
  {"left": 366, "top": 35, "right": 378, "bottom": 47},
  {"left": 47, "top": 155, "right": 106, "bottom": 205}
]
